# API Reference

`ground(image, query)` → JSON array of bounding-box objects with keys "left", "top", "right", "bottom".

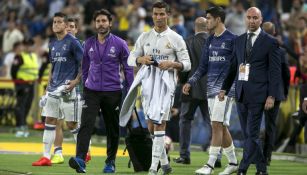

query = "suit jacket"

[
  {"left": 222, "top": 30, "right": 281, "bottom": 103},
  {"left": 278, "top": 47, "right": 290, "bottom": 101},
  {"left": 179, "top": 32, "right": 209, "bottom": 101}
]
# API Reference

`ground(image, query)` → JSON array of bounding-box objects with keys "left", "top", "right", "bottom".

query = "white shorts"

[
  {"left": 208, "top": 95, "right": 234, "bottom": 126},
  {"left": 41, "top": 93, "right": 82, "bottom": 122},
  {"left": 144, "top": 106, "right": 171, "bottom": 123},
  {"left": 143, "top": 96, "right": 173, "bottom": 124}
]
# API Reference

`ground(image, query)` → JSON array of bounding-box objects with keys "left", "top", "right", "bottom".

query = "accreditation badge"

[{"left": 238, "top": 63, "right": 250, "bottom": 81}]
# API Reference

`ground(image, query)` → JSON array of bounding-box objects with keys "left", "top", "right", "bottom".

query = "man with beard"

[{"left": 69, "top": 9, "right": 134, "bottom": 173}]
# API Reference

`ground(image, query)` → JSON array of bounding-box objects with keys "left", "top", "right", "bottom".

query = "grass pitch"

[{"left": 0, "top": 130, "right": 306, "bottom": 175}]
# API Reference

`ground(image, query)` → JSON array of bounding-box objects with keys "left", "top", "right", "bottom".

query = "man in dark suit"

[
  {"left": 173, "top": 17, "right": 211, "bottom": 165},
  {"left": 262, "top": 22, "right": 290, "bottom": 166},
  {"left": 219, "top": 7, "right": 281, "bottom": 175}
]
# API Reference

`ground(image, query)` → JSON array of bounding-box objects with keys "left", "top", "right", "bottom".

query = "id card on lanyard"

[{"left": 238, "top": 63, "right": 250, "bottom": 81}]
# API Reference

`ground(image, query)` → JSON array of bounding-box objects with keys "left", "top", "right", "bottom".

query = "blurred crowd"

[
  {"left": 0, "top": 0, "right": 307, "bottom": 151},
  {"left": 0, "top": 0, "right": 306, "bottom": 78}
]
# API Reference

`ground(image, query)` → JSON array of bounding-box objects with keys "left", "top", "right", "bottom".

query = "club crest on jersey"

[
  {"left": 110, "top": 46, "right": 115, "bottom": 54},
  {"left": 221, "top": 42, "right": 225, "bottom": 49},
  {"left": 108, "top": 46, "right": 116, "bottom": 57},
  {"left": 62, "top": 44, "right": 67, "bottom": 50},
  {"left": 209, "top": 44, "right": 212, "bottom": 48},
  {"left": 166, "top": 42, "right": 171, "bottom": 49}
]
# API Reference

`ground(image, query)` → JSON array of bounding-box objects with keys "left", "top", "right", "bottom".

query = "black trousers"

[
  {"left": 237, "top": 102, "right": 267, "bottom": 172},
  {"left": 263, "top": 100, "right": 281, "bottom": 161},
  {"left": 14, "top": 83, "right": 34, "bottom": 127},
  {"left": 76, "top": 87, "right": 122, "bottom": 163},
  {"left": 179, "top": 99, "right": 210, "bottom": 159}
]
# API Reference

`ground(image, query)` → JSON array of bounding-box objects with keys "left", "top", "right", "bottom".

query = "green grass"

[
  {"left": 0, "top": 153, "right": 306, "bottom": 175},
  {"left": 0, "top": 129, "right": 306, "bottom": 175}
]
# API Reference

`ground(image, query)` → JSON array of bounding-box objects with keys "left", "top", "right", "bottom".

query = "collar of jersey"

[
  {"left": 153, "top": 27, "right": 170, "bottom": 37},
  {"left": 96, "top": 33, "right": 111, "bottom": 43}
]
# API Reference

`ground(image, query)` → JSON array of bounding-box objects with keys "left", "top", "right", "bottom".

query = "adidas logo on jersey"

[{"left": 89, "top": 47, "right": 94, "bottom": 52}]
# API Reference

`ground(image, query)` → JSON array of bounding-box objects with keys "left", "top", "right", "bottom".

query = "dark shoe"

[
  {"left": 214, "top": 159, "right": 222, "bottom": 168},
  {"left": 255, "top": 171, "right": 268, "bottom": 175},
  {"left": 69, "top": 157, "right": 86, "bottom": 173},
  {"left": 266, "top": 158, "right": 271, "bottom": 166},
  {"left": 173, "top": 157, "right": 190, "bottom": 164},
  {"left": 237, "top": 170, "right": 247, "bottom": 175},
  {"left": 160, "top": 164, "right": 172, "bottom": 175},
  {"left": 103, "top": 160, "right": 115, "bottom": 173}
]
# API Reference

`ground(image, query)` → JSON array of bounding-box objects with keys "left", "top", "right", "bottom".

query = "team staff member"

[
  {"left": 219, "top": 7, "right": 281, "bottom": 175},
  {"left": 69, "top": 9, "right": 134, "bottom": 173},
  {"left": 11, "top": 39, "right": 38, "bottom": 138},
  {"left": 262, "top": 22, "right": 290, "bottom": 166}
]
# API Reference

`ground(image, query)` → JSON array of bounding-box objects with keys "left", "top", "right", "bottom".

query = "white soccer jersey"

[
  {"left": 128, "top": 27, "right": 191, "bottom": 72},
  {"left": 127, "top": 27, "right": 190, "bottom": 122}
]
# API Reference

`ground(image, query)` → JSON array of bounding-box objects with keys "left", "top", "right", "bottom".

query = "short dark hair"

[
  {"left": 12, "top": 41, "right": 22, "bottom": 50},
  {"left": 53, "top": 12, "right": 68, "bottom": 22},
  {"left": 67, "top": 17, "right": 79, "bottom": 28},
  {"left": 23, "top": 38, "right": 34, "bottom": 46},
  {"left": 206, "top": 6, "right": 225, "bottom": 23},
  {"left": 152, "top": 1, "right": 171, "bottom": 13},
  {"left": 93, "top": 9, "right": 112, "bottom": 22}
]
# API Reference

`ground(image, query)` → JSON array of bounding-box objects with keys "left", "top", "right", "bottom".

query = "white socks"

[
  {"left": 223, "top": 142, "right": 237, "bottom": 164},
  {"left": 207, "top": 146, "right": 221, "bottom": 167},
  {"left": 54, "top": 146, "right": 62, "bottom": 155},
  {"left": 160, "top": 146, "right": 169, "bottom": 166},
  {"left": 88, "top": 140, "right": 91, "bottom": 153},
  {"left": 150, "top": 131, "right": 165, "bottom": 171},
  {"left": 43, "top": 124, "right": 56, "bottom": 159},
  {"left": 70, "top": 127, "right": 79, "bottom": 142}
]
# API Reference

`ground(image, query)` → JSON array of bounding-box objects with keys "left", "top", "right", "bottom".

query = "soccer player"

[
  {"left": 69, "top": 9, "right": 134, "bottom": 173},
  {"left": 182, "top": 6, "right": 238, "bottom": 175},
  {"left": 120, "top": 2, "right": 191, "bottom": 175},
  {"left": 32, "top": 12, "right": 83, "bottom": 166},
  {"left": 51, "top": 17, "right": 91, "bottom": 164}
]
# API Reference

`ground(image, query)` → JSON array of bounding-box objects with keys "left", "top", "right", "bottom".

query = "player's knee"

[
  {"left": 211, "top": 121, "right": 222, "bottom": 130},
  {"left": 66, "top": 122, "right": 77, "bottom": 130},
  {"left": 154, "top": 121, "right": 166, "bottom": 131},
  {"left": 45, "top": 117, "right": 57, "bottom": 125}
]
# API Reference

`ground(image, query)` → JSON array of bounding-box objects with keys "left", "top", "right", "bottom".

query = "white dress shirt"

[{"left": 247, "top": 27, "right": 261, "bottom": 46}]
